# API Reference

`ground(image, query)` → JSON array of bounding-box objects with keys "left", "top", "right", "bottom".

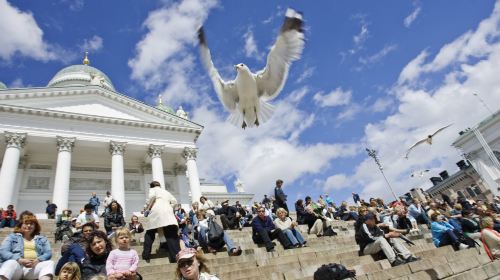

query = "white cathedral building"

[{"left": 0, "top": 54, "right": 253, "bottom": 215}]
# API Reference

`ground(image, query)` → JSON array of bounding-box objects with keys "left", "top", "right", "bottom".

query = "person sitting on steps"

[
  {"left": 215, "top": 200, "right": 241, "bottom": 230},
  {"left": 252, "top": 206, "right": 293, "bottom": 252},
  {"left": 430, "top": 213, "right": 470, "bottom": 251},
  {"left": 273, "top": 208, "right": 307, "bottom": 248},
  {"left": 196, "top": 210, "right": 242, "bottom": 256},
  {"left": 355, "top": 213, "right": 420, "bottom": 267}
]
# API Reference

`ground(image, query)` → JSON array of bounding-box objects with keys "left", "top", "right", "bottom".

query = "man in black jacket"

[
  {"left": 274, "top": 179, "right": 288, "bottom": 213},
  {"left": 252, "top": 206, "right": 292, "bottom": 252},
  {"left": 355, "top": 213, "right": 419, "bottom": 267},
  {"left": 216, "top": 200, "right": 241, "bottom": 230}
]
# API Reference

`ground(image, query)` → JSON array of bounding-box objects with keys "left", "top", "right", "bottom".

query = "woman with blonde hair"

[
  {"left": 480, "top": 216, "right": 500, "bottom": 260},
  {"left": 175, "top": 248, "right": 219, "bottom": 280},
  {"left": 59, "top": 262, "right": 81, "bottom": 280},
  {"left": 274, "top": 208, "right": 306, "bottom": 247}
]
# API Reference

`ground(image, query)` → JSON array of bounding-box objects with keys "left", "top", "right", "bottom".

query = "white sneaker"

[{"left": 458, "top": 243, "right": 469, "bottom": 250}]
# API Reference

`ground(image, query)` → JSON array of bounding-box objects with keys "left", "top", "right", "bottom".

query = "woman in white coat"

[{"left": 142, "top": 181, "right": 180, "bottom": 263}]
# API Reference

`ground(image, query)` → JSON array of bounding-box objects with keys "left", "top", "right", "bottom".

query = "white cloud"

[
  {"left": 398, "top": 1, "right": 500, "bottom": 85},
  {"left": 348, "top": 2, "right": 500, "bottom": 201},
  {"left": 323, "top": 174, "right": 350, "bottom": 191},
  {"left": 192, "top": 93, "right": 358, "bottom": 198},
  {"left": 127, "top": 0, "right": 353, "bottom": 199},
  {"left": 397, "top": 50, "right": 429, "bottom": 85},
  {"left": 295, "top": 66, "right": 315, "bottom": 84},
  {"left": 337, "top": 103, "right": 362, "bottom": 122},
  {"left": 313, "top": 87, "right": 352, "bottom": 107},
  {"left": 343, "top": 15, "right": 370, "bottom": 57},
  {"left": 82, "top": 35, "right": 103, "bottom": 52},
  {"left": 353, "top": 24, "right": 369, "bottom": 46},
  {"left": 287, "top": 86, "right": 309, "bottom": 104},
  {"left": 0, "top": 0, "right": 59, "bottom": 61},
  {"left": 359, "top": 44, "right": 398, "bottom": 66},
  {"left": 243, "top": 28, "right": 264, "bottom": 60},
  {"left": 128, "top": 0, "right": 218, "bottom": 95},
  {"left": 404, "top": 5, "right": 421, "bottom": 28},
  {"left": 371, "top": 98, "right": 394, "bottom": 113}
]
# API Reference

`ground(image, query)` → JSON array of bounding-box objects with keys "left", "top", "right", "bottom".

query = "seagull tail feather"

[
  {"left": 227, "top": 108, "right": 244, "bottom": 128},
  {"left": 258, "top": 100, "right": 275, "bottom": 124}
]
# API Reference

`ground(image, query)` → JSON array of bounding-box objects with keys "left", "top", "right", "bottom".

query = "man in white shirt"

[
  {"left": 102, "top": 191, "right": 114, "bottom": 216},
  {"left": 76, "top": 203, "right": 100, "bottom": 229}
]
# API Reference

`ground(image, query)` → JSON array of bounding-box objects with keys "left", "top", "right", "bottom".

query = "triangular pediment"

[{"left": 0, "top": 86, "right": 202, "bottom": 130}]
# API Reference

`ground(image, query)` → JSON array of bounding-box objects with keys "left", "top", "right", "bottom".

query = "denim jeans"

[
  {"left": 282, "top": 228, "right": 305, "bottom": 245},
  {"left": 0, "top": 219, "right": 15, "bottom": 228},
  {"left": 198, "top": 226, "right": 236, "bottom": 252},
  {"left": 439, "top": 229, "right": 459, "bottom": 247}
]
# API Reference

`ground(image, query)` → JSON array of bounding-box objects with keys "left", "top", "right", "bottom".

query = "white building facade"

[
  {"left": 0, "top": 60, "right": 205, "bottom": 215},
  {"left": 453, "top": 110, "right": 500, "bottom": 197}
]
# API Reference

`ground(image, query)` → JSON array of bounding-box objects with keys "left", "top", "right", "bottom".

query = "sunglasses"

[
  {"left": 178, "top": 258, "right": 194, "bottom": 268},
  {"left": 257, "top": 210, "right": 265, "bottom": 213}
]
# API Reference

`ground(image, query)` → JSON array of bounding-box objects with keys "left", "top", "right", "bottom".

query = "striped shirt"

[{"left": 106, "top": 248, "right": 139, "bottom": 274}]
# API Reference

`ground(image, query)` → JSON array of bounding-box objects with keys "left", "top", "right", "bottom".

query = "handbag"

[{"left": 207, "top": 217, "right": 224, "bottom": 247}]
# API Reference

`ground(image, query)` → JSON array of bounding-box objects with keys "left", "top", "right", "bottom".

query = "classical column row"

[{"left": 0, "top": 131, "right": 203, "bottom": 210}]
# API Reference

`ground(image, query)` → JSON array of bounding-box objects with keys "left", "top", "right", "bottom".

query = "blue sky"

[{"left": 1, "top": 0, "right": 500, "bottom": 207}]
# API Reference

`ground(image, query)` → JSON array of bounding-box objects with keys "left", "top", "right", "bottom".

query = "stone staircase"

[{"left": 1, "top": 218, "right": 499, "bottom": 279}]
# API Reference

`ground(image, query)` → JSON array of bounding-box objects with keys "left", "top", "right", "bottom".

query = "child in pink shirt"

[{"left": 106, "top": 228, "right": 139, "bottom": 280}]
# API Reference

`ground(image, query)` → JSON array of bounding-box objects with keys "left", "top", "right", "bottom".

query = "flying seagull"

[
  {"left": 410, "top": 169, "right": 430, "bottom": 178},
  {"left": 198, "top": 8, "right": 305, "bottom": 129},
  {"left": 405, "top": 124, "right": 453, "bottom": 159}
]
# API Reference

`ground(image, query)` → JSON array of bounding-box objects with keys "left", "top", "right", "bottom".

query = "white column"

[
  {"left": 110, "top": 141, "right": 126, "bottom": 213},
  {"left": 0, "top": 132, "right": 26, "bottom": 208},
  {"left": 148, "top": 144, "right": 165, "bottom": 189},
  {"left": 52, "top": 136, "right": 75, "bottom": 214},
  {"left": 183, "top": 147, "right": 202, "bottom": 203}
]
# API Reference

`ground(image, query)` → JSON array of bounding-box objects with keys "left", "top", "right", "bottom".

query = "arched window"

[{"left": 471, "top": 185, "right": 482, "bottom": 195}]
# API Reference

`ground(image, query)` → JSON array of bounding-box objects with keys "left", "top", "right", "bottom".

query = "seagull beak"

[{"left": 234, "top": 65, "right": 239, "bottom": 70}]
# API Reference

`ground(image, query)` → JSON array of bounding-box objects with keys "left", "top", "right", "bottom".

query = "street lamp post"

[
  {"left": 472, "top": 93, "right": 493, "bottom": 115},
  {"left": 365, "top": 148, "right": 398, "bottom": 201}
]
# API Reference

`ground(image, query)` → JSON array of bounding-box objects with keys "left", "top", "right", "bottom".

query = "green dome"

[
  {"left": 156, "top": 103, "right": 175, "bottom": 114},
  {"left": 48, "top": 64, "right": 115, "bottom": 91},
  {"left": 0, "top": 81, "right": 6, "bottom": 90}
]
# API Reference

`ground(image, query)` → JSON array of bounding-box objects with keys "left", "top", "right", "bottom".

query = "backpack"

[
  {"left": 314, "top": 263, "right": 356, "bottom": 280},
  {"left": 207, "top": 217, "right": 224, "bottom": 247}
]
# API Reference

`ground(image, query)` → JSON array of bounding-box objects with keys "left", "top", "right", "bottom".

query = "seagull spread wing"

[
  {"left": 405, "top": 138, "right": 428, "bottom": 159},
  {"left": 198, "top": 27, "right": 238, "bottom": 111},
  {"left": 431, "top": 124, "right": 453, "bottom": 137},
  {"left": 255, "top": 8, "right": 305, "bottom": 101}
]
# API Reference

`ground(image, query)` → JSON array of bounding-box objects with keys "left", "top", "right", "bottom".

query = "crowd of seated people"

[{"left": 0, "top": 182, "right": 500, "bottom": 279}]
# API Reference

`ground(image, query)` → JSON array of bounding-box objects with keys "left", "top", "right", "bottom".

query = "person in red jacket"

[{"left": 0, "top": 204, "right": 17, "bottom": 228}]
